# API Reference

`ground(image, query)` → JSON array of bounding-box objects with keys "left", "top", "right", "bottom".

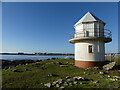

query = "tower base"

[{"left": 75, "top": 60, "right": 105, "bottom": 68}]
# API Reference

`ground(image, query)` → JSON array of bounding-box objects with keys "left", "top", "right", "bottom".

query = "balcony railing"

[{"left": 69, "top": 28, "right": 112, "bottom": 39}]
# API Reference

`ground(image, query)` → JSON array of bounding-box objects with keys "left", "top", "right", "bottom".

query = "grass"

[{"left": 2, "top": 59, "right": 120, "bottom": 88}]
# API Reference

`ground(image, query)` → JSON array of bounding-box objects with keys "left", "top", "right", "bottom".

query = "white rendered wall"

[{"left": 75, "top": 40, "right": 105, "bottom": 61}]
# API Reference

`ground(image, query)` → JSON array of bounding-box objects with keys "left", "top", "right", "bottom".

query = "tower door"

[{"left": 84, "top": 30, "right": 89, "bottom": 37}]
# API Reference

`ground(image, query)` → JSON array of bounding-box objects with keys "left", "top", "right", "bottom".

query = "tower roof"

[{"left": 74, "top": 12, "right": 105, "bottom": 26}]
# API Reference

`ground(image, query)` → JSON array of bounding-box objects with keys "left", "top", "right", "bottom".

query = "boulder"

[
  {"left": 44, "top": 83, "right": 52, "bottom": 88},
  {"left": 65, "top": 76, "right": 71, "bottom": 79},
  {"left": 73, "top": 81, "right": 78, "bottom": 84},
  {"left": 63, "top": 83, "right": 68, "bottom": 86},
  {"left": 73, "top": 76, "right": 85, "bottom": 81},
  {"left": 56, "top": 84, "right": 60, "bottom": 88},
  {"left": 59, "top": 86, "right": 64, "bottom": 89},
  {"left": 93, "top": 81, "right": 99, "bottom": 84},
  {"left": 99, "top": 72, "right": 104, "bottom": 74},
  {"left": 103, "top": 62, "right": 116, "bottom": 70},
  {"left": 67, "top": 78, "right": 75, "bottom": 82},
  {"left": 60, "top": 65, "right": 68, "bottom": 67},
  {"left": 52, "top": 81, "right": 57, "bottom": 86},
  {"left": 57, "top": 79, "right": 63, "bottom": 84}
]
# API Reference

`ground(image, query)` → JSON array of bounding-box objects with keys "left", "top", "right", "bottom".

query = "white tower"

[{"left": 69, "top": 12, "right": 112, "bottom": 68}]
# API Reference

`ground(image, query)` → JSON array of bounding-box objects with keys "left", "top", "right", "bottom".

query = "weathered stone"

[
  {"left": 69, "top": 63, "right": 74, "bottom": 65},
  {"left": 44, "top": 83, "right": 52, "bottom": 88},
  {"left": 60, "top": 65, "right": 68, "bottom": 67},
  {"left": 93, "top": 81, "right": 99, "bottom": 84},
  {"left": 56, "top": 84, "right": 60, "bottom": 88},
  {"left": 79, "top": 82, "right": 82, "bottom": 84},
  {"left": 57, "top": 79, "right": 63, "bottom": 82},
  {"left": 66, "top": 62, "right": 69, "bottom": 64},
  {"left": 93, "top": 67, "right": 99, "bottom": 70},
  {"left": 99, "top": 72, "right": 104, "bottom": 74},
  {"left": 47, "top": 73, "right": 53, "bottom": 77},
  {"left": 103, "top": 62, "right": 116, "bottom": 70},
  {"left": 73, "top": 76, "right": 85, "bottom": 81},
  {"left": 108, "top": 78, "right": 116, "bottom": 81},
  {"left": 65, "top": 76, "right": 71, "bottom": 79},
  {"left": 59, "top": 86, "right": 64, "bottom": 89},
  {"left": 68, "top": 82, "right": 72, "bottom": 85},
  {"left": 12, "top": 69, "right": 21, "bottom": 72},
  {"left": 52, "top": 81, "right": 58, "bottom": 86},
  {"left": 73, "top": 81, "right": 78, "bottom": 84},
  {"left": 67, "top": 78, "right": 74, "bottom": 82},
  {"left": 25, "top": 69, "right": 29, "bottom": 71},
  {"left": 56, "top": 62, "right": 62, "bottom": 65},
  {"left": 107, "top": 75, "right": 111, "bottom": 78},
  {"left": 83, "top": 72, "right": 87, "bottom": 74},
  {"left": 63, "top": 83, "right": 68, "bottom": 86},
  {"left": 47, "top": 73, "right": 59, "bottom": 77}
]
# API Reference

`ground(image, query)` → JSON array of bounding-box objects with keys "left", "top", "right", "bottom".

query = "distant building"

[{"left": 69, "top": 12, "right": 112, "bottom": 68}]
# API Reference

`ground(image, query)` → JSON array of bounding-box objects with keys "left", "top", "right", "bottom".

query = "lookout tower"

[{"left": 69, "top": 12, "right": 112, "bottom": 68}]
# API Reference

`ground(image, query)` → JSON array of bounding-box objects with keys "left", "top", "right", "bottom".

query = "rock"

[
  {"left": 108, "top": 78, "right": 116, "bottom": 81},
  {"left": 73, "top": 76, "right": 85, "bottom": 81},
  {"left": 57, "top": 79, "right": 63, "bottom": 84},
  {"left": 66, "top": 62, "right": 69, "bottom": 64},
  {"left": 44, "top": 83, "right": 52, "bottom": 88},
  {"left": 25, "top": 69, "right": 29, "bottom": 71},
  {"left": 93, "top": 81, "right": 99, "bottom": 84},
  {"left": 63, "top": 83, "right": 68, "bottom": 86},
  {"left": 57, "top": 79, "right": 63, "bottom": 82},
  {"left": 56, "top": 62, "right": 62, "bottom": 65},
  {"left": 47, "top": 73, "right": 59, "bottom": 77},
  {"left": 69, "top": 63, "right": 74, "bottom": 65},
  {"left": 107, "top": 75, "right": 111, "bottom": 78},
  {"left": 83, "top": 72, "right": 87, "bottom": 74},
  {"left": 60, "top": 65, "right": 68, "bottom": 67},
  {"left": 103, "top": 62, "right": 116, "bottom": 70},
  {"left": 12, "top": 69, "right": 21, "bottom": 72},
  {"left": 73, "top": 81, "right": 78, "bottom": 84},
  {"left": 99, "top": 72, "right": 104, "bottom": 74},
  {"left": 93, "top": 67, "right": 99, "bottom": 70},
  {"left": 65, "top": 76, "right": 71, "bottom": 79},
  {"left": 118, "top": 70, "right": 120, "bottom": 72},
  {"left": 52, "top": 81, "right": 58, "bottom": 86},
  {"left": 68, "top": 82, "right": 72, "bottom": 85},
  {"left": 59, "top": 86, "right": 64, "bottom": 89},
  {"left": 79, "top": 82, "right": 82, "bottom": 84},
  {"left": 67, "top": 78, "right": 74, "bottom": 82},
  {"left": 47, "top": 73, "right": 53, "bottom": 77},
  {"left": 56, "top": 84, "right": 60, "bottom": 88}
]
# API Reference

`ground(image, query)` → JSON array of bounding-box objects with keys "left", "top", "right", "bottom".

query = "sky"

[{"left": 2, "top": 2, "right": 118, "bottom": 53}]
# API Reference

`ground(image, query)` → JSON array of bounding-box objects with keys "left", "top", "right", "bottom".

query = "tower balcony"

[{"left": 69, "top": 28, "right": 112, "bottom": 43}]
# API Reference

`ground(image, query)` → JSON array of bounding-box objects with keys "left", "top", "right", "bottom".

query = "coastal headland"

[{"left": 2, "top": 58, "right": 120, "bottom": 89}]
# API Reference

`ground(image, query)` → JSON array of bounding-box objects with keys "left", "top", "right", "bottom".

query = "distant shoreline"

[{"left": 0, "top": 53, "right": 74, "bottom": 56}]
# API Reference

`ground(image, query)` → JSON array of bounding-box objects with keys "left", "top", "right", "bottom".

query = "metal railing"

[{"left": 69, "top": 28, "right": 112, "bottom": 39}]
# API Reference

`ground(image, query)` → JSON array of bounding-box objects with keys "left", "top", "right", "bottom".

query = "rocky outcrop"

[
  {"left": 103, "top": 62, "right": 116, "bottom": 70},
  {"left": 44, "top": 76, "right": 93, "bottom": 89}
]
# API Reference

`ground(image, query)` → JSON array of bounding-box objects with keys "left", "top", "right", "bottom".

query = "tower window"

[{"left": 88, "top": 45, "right": 93, "bottom": 53}]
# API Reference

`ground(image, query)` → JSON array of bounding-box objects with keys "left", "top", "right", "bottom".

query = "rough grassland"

[{"left": 2, "top": 59, "right": 120, "bottom": 89}]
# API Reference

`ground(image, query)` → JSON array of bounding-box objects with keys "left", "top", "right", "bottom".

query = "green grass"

[{"left": 2, "top": 59, "right": 120, "bottom": 88}]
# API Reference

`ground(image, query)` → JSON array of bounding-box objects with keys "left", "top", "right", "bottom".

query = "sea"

[{"left": 0, "top": 55, "right": 74, "bottom": 61}]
